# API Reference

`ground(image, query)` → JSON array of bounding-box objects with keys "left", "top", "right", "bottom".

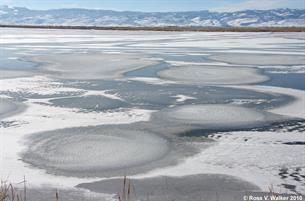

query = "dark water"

[
  {"left": 61, "top": 78, "right": 292, "bottom": 111},
  {"left": 261, "top": 72, "right": 305, "bottom": 91},
  {"left": 0, "top": 49, "right": 36, "bottom": 70}
]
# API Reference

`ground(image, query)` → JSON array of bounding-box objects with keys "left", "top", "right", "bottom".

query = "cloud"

[{"left": 211, "top": 0, "right": 305, "bottom": 12}]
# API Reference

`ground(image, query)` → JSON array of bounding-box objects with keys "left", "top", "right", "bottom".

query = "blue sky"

[{"left": 0, "top": 0, "right": 304, "bottom": 11}]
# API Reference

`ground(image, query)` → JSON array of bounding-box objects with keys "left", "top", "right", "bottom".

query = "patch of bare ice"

[
  {"left": 22, "top": 127, "right": 169, "bottom": 176},
  {"left": 157, "top": 104, "right": 277, "bottom": 129},
  {"left": 33, "top": 53, "right": 158, "bottom": 80},
  {"left": 158, "top": 66, "right": 268, "bottom": 85}
]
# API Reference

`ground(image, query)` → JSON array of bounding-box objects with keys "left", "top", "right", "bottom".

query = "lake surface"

[{"left": 0, "top": 29, "right": 304, "bottom": 200}]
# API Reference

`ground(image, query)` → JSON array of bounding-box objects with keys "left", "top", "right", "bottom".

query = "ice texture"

[
  {"left": 22, "top": 127, "right": 169, "bottom": 176},
  {"left": 33, "top": 53, "right": 158, "bottom": 80},
  {"left": 158, "top": 66, "right": 268, "bottom": 85},
  {"left": 209, "top": 53, "right": 305, "bottom": 65},
  {"left": 227, "top": 85, "right": 305, "bottom": 119},
  {"left": 141, "top": 127, "right": 305, "bottom": 194},
  {"left": 49, "top": 95, "right": 128, "bottom": 111},
  {"left": 156, "top": 104, "right": 281, "bottom": 129},
  {"left": 0, "top": 28, "right": 304, "bottom": 196}
]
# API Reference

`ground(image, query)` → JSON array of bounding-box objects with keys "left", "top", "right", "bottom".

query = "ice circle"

[
  {"left": 22, "top": 127, "right": 169, "bottom": 176},
  {"left": 156, "top": 104, "right": 276, "bottom": 129},
  {"left": 35, "top": 53, "right": 158, "bottom": 80},
  {"left": 158, "top": 66, "right": 268, "bottom": 85}
]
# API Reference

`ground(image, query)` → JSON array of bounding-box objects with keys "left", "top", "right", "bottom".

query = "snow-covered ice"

[
  {"left": 138, "top": 129, "right": 305, "bottom": 193},
  {"left": 209, "top": 53, "right": 305, "bottom": 65},
  {"left": 0, "top": 28, "right": 304, "bottom": 199},
  {"left": 227, "top": 85, "right": 305, "bottom": 119}
]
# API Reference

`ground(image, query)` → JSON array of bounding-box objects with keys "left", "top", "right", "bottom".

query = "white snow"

[
  {"left": 0, "top": 76, "right": 83, "bottom": 96},
  {"left": 227, "top": 18, "right": 258, "bottom": 26},
  {"left": 227, "top": 85, "right": 305, "bottom": 119},
  {"left": 0, "top": 7, "right": 303, "bottom": 27},
  {"left": 172, "top": 95, "right": 196, "bottom": 102},
  {"left": 209, "top": 53, "right": 305, "bottom": 66},
  {"left": 0, "top": 75, "right": 154, "bottom": 187},
  {"left": 0, "top": 29, "right": 304, "bottom": 196},
  {"left": 130, "top": 33, "right": 304, "bottom": 49},
  {"left": 127, "top": 77, "right": 175, "bottom": 85},
  {"left": 137, "top": 84, "right": 305, "bottom": 193},
  {"left": 82, "top": 90, "right": 123, "bottom": 101},
  {"left": 138, "top": 130, "right": 305, "bottom": 193}
]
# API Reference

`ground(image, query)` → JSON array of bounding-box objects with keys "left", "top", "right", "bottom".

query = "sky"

[{"left": 0, "top": 0, "right": 304, "bottom": 12}]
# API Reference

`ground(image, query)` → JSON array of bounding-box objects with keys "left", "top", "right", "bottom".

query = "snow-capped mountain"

[{"left": 0, "top": 5, "right": 304, "bottom": 27}]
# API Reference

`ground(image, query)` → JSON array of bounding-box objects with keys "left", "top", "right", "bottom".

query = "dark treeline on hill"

[{"left": 0, "top": 24, "right": 304, "bottom": 32}]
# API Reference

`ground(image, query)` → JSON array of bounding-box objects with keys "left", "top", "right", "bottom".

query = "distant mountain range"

[{"left": 0, "top": 5, "right": 304, "bottom": 27}]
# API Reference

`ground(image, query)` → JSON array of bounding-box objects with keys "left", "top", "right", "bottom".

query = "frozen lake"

[{"left": 0, "top": 28, "right": 304, "bottom": 200}]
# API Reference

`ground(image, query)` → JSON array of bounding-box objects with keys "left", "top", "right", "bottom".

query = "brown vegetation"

[
  {"left": 0, "top": 24, "right": 304, "bottom": 32},
  {"left": 0, "top": 177, "right": 132, "bottom": 201},
  {"left": 0, "top": 181, "right": 22, "bottom": 201},
  {"left": 118, "top": 176, "right": 132, "bottom": 201}
]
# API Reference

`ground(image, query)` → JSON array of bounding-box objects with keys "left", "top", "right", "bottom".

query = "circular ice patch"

[
  {"left": 22, "top": 127, "right": 169, "bottom": 176},
  {"left": 36, "top": 53, "right": 158, "bottom": 80},
  {"left": 158, "top": 66, "right": 268, "bottom": 85},
  {"left": 157, "top": 104, "right": 274, "bottom": 129},
  {"left": 50, "top": 95, "right": 128, "bottom": 111}
]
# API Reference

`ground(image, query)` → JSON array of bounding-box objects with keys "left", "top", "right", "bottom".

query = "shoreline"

[{"left": 1, "top": 24, "right": 304, "bottom": 32}]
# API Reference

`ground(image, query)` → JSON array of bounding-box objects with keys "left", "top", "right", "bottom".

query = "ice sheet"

[
  {"left": 0, "top": 100, "right": 153, "bottom": 187},
  {"left": 33, "top": 53, "right": 158, "bottom": 80},
  {"left": 0, "top": 75, "right": 153, "bottom": 187},
  {"left": 209, "top": 53, "right": 305, "bottom": 65},
  {"left": 1, "top": 29, "right": 304, "bottom": 197},
  {"left": 22, "top": 127, "right": 169, "bottom": 176},
  {"left": 137, "top": 129, "right": 305, "bottom": 194},
  {"left": 155, "top": 104, "right": 282, "bottom": 130},
  {"left": 227, "top": 85, "right": 305, "bottom": 119},
  {"left": 0, "top": 76, "right": 83, "bottom": 97},
  {"left": 158, "top": 65, "right": 268, "bottom": 85}
]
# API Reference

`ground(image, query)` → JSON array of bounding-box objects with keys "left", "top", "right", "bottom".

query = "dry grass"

[
  {"left": 0, "top": 181, "right": 22, "bottom": 201},
  {"left": 0, "top": 177, "right": 133, "bottom": 201},
  {"left": 1, "top": 177, "right": 287, "bottom": 201},
  {"left": 0, "top": 24, "right": 304, "bottom": 32},
  {"left": 118, "top": 176, "right": 132, "bottom": 201}
]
